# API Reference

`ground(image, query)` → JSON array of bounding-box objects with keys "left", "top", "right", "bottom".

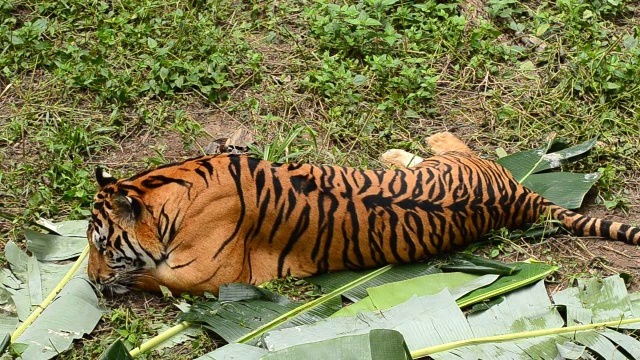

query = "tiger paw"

[
  {"left": 426, "top": 132, "right": 474, "bottom": 155},
  {"left": 380, "top": 149, "right": 424, "bottom": 168}
]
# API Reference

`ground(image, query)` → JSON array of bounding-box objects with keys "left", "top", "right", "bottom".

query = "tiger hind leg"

[
  {"left": 426, "top": 132, "right": 475, "bottom": 156},
  {"left": 380, "top": 132, "right": 475, "bottom": 168}
]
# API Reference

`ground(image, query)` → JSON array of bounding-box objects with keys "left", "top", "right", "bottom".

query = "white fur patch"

[{"left": 380, "top": 149, "right": 424, "bottom": 168}]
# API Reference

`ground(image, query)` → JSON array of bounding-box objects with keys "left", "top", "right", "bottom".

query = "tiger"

[{"left": 86, "top": 132, "right": 640, "bottom": 295}]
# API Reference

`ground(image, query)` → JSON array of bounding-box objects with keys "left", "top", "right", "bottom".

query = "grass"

[{"left": 1, "top": 0, "right": 639, "bottom": 358}]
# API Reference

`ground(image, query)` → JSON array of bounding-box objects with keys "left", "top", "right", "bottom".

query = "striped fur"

[{"left": 87, "top": 147, "right": 639, "bottom": 295}]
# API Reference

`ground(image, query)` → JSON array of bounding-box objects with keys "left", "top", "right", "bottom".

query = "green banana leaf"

[
  {"left": 178, "top": 265, "right": 405, "bottom": 345},
  {"left": 179, "top": 260, "right": 495, "bottom": 344},
  {"left": 3, "top": 242, "right": 75, "bottom": 321},
  {"left": 272, "top": 329, "right": 411, "bottom": 360},
  {"left": 496, "top": 137, "right": 599, "bottom": 209},
  {"left": 179, "top": 257, "right": 554, "bottom": 354},
  {"left": 195, "top": 343, "right": 268, "bottom": 360},
  {"left": 307, "top": 263, "right": 441, "bottom": 302},
  {"left": 12, "top": 277, "right": 102, "bottom": 360},
  {"left": 256, "top": 276, "right": 640, "bottom": 360},
  {"left": 456, "top": 260, "right": 555, "bottom": 307},
  {"left": 24, "top": 229, "right": 87, "bottom": 261},
  {"left": 331, "top": 273, "right": 498, "bottom": 317},
  {"left": 203, "top": 329, "right": 411, "bottom": 360},
  {"left": 333, "top": 260, "right": 555, "bottom": 317},
  {"left": 193, "top": 274, "right": 640, "bottom": 359},
  {"left": 0, "top": 288, "right": 18, "bottom": 335},
  {"left": 100, "top": 340, "right": 135, "bottom": 360},
  {"left": 0, "top": 220, "right": 97, "bottom": 360}
]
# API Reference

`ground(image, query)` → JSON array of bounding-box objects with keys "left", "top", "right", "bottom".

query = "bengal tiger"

[{"left": 86, "top": 132, "right": 640, "bottom": 295}]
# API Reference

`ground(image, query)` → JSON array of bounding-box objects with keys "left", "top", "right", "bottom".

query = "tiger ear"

[
  {"left": 96, "top": 167, "right": 118, "bottom": 188},
  {"left": 112, "top": 193, "right": 142, "bottom": 222}
]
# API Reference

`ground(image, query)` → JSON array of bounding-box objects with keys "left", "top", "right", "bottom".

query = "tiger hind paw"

[
  {"left": 380, "top": 149, "right": 424, "bottom": 168},
  {"left": 425, "top": 132, "right": 474, "bottom": 155}
]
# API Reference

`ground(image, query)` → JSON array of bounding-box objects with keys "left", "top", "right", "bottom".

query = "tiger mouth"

[
  {"left": 92, "top": 273, "right": 136, "bottom": 296},
  {"left": 102, "top": 283, "right": 130, "bottom": 295}
]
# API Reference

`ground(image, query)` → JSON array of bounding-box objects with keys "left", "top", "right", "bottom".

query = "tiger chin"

[{"left": 86, "top": 132, "right": 640, "bottom": 296}]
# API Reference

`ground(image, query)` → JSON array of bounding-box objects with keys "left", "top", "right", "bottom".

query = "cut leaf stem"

[{"left": 129, "top": 321, "right": 192, "bottom": 357}]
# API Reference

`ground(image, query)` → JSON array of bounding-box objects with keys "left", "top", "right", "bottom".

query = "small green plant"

[
  {"left": 110, "top": 308, "right": 159, "bottom": 350},
  {"left": 596, "top": 163, "right": 630, "bottom": 210},
  {"left": 248, "top": 123, "right": 318, "bottom": 163},
  {"left": 171, "top": 109, "right": 205, "bottom": 150},
  {"left": 263, "top": 276, "right": 322, "bottom": 301}
]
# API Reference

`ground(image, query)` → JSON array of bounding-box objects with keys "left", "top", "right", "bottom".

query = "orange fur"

[{"left": 87, "top": 134, "right": 639, "bottom": 295}]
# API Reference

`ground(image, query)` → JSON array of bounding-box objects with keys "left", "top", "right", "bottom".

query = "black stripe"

[
  {"left": 248, "top": 157, "right": 261, "bottom": 177},
  {"left": 618, "top": 224, "right": 631, "bottom": 240},
  {"left": 599, "top": 220, "right": 611, "bottom": 239},
  {"left": 278, "top": 204, "right": 311, "bottom": 277},
  {"left": 356, "top": 169, "right": 372, "bottom": 195},
  {"left": 367, "top": 212, "right": 387, "bottom": 265},
  {"left": 340, "top": 171, "right": 365, "bottom": 268},
  {"left": 255, "top": 169, "right": 266, "bottom": 206},
  {"left": 197, "top": 158, "right": 214, "bottom": 177},
  {"left": 193, "top": 267, "right": 220, "bottom": 286},
  {"left": 214, "top": 156, "right": 246, "bottom": 257},
  {"left": 253, "top": 190, "right": 272, "bottom": 237},
  {"left": 167, "top": 208, "right": 180, "bottom": 246},
  {"left": 126, "top": 155, "right": 210, "bottom": 181},
  {"left": 629, "top": 227, "right": 640, "bottom": 243},
  {"left": 169, "top": 258, "right": 197, "bottom": 269},
  {"left": 272, "top": 172, "right": 283, "bottom": 204},
  {"left": 142, "top": 175, "right": 193, "bottom": 190},
  {"left": 114, "top": 183, "right": 142, "bottom": 194},
  {"left": 285, "top": 189, "right": 297, "bottom": 220},
  {"left": 195, "top": 168, "right": 209, "bottom": 187},
  {"left": 266, "top": 204, "right": 286, "bottom": 244},
  {"left": 157, "top": 203, "right": 170, "bottom": 241},
  {"left": 405, "top": 211, "right": 428, "bottom": 256}
]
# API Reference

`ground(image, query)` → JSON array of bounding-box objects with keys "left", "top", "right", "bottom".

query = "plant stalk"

[
  {"left": 10, "top": 245, "right": 90, "bottom": 342},
  {"left": 411, "top": 317, "right": 640, "bottom": 359},
  {"left": 129, "top": 321, "right": 192, "bottom": 357}
]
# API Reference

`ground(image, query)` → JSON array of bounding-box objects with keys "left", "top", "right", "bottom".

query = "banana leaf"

[
  {"left": 178, "top": 265, "right": 399, "bottom": 345},
  {"left": 179, "top": 257, "right": 553, "bottom": 350},
  {"left": 255, "top": 276, "right": 640, "bottom": 360},
  {"left": 307, "top": 263, "right": 441, "bottom": 302},
  {"left": 3, "top": 242, "right": 74, "bottom": 321},
  {"left": 34, "top": 219, "right": 89, "bottom": 237},
  {"left": 331, "top": 273, "right": 498, "bottom": 317},
  {"left": 0, "top": 288, "right": 19, "bottom": 335},
  {"left": 333, "top": 260, "right": 555, "bottom": 317},
  {"left": 201, "top": 329, "right": 411, "bottom": 360},
  {"left": 195, "top": 343, "right": 268, "bottom": 360},
  {"left": 0, "top": 220, "right": 96, "bottom": 359},
  {"left": 25, "top": 229, "right": 87, "bottom": 261},
  {"left": 12, "top": 277, "right": 101, "bottom": 360},
  {"left": 179, "top": 262, "right": 467, "bottom": 344},
  {"left": 264, "top": 329, "right": 411, "bottom": 360},
  {"left": 496, "top": 137, "right": 599, "bottom": 209},
  {"left": 100, "top": 340, "right": 135, "bottom": 360}
]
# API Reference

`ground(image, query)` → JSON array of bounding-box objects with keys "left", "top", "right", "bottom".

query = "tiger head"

[{"left": 86, "top": 168, "right": 164, "bottom": 294}]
